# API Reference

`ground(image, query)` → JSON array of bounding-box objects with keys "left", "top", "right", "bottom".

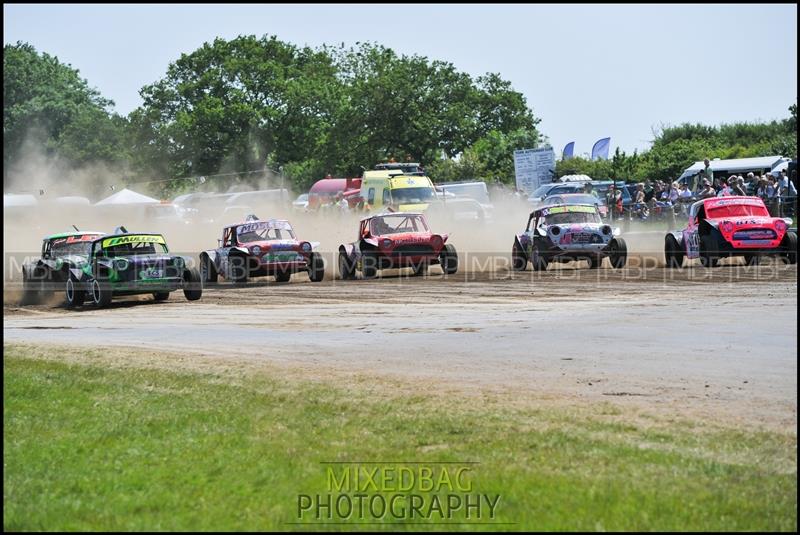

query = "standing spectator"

[
  {"left": 677, "top": 182, "right": 693, "bottom": 214},
  {"left": 583, "top": 182, "right": 598, "bottom": 198},
  {"left": 702, "top": 158, "right": 714, "bottom": 188},
  {"left": 633, "top": 183, "right": 649, "bottom": 219},
  {"left": 756, "top": 178, "right": 769, "bottom": 201},
  {"left": 606, "top": 184, "right": 623, "bottom": 220},
  {"left": 746, "top": 172, "right": 758, "bottom": 194},
  {"left": 779, "top": 169, "right": 796, "bottom": 196}
]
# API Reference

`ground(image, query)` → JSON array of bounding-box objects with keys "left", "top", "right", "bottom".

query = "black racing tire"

[
  {"left": 699, "top": 238, "right": 720, "bottom": 268},
  {"left": 609, "top": 238, "right": 628, "bottom": 269},
  {"left": 781, "top": 231, "right": 797, "bottom": 264},
  {"left": 531, "top": 241, "right": 549, "bottom": 272},
  {"left": 90, "top": 278, "right": 113, "bottom": 307},
  {"left": 511, "top": 242, "right": 528, "bottom": 271},
  {"left": 362, "top": 252, "right": 378, "bottom": 279},
  {"left": 439, "top": 244, "right": 458, "bottom": 275},
  {"left": 338, "top": 250, "right": 356, "bottom": 280},
  {"left": 664, "top": 235, "right": 684, "bottom": 269},
  {"left": 153, "top": 291, "right": 170, "bottom": 301},
  {"left": 587, "top": 256, "right": 602, "bottom": 269},
  {"left": 200, "top": 255, "right": 218, "bottom": 284},
  {"left": 183, "top": 268, "right": 202, "bottom": 301},
  {"left": 229, "top": 254, "right": 249, "bottom": 284},
  {"left": 64, "top": 273, "right": 86, "bottom": 308},
  {"left": 308, "top": 252, "right": 325, "bottom": 282}
]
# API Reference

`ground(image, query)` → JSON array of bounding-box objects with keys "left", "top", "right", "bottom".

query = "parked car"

[
  {"left": 292, "top": 193, "right": 309, "bottom": 212},
  {"left": 664, "top": 196, "right": 797, "bottom": 267},
  {"left": 199, "top": 215, "right": 324, "bottom": 283},
  {"left": 512, "top": 203, "right": 627, "bottom": 271},
  {"left": 338, "top": 212, "right": 458, "bottom": 278}
]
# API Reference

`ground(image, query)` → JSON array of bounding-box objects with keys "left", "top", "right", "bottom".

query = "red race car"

[
  {"left": 337, "top": 212, "right": 458, "bottom": 278},
  {"left": 200, "top": 215, "right": 324, "bottom": 283},
  {"left": 664, "top": 196, "right": 797, "bottom": 267}
]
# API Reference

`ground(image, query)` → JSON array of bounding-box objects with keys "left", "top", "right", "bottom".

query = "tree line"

[
  {"left": 4, "top": 37, "right": 796, "bottom": 197},
  {"left": 4, "top": 37, "right": 540, "bottom": 195}
]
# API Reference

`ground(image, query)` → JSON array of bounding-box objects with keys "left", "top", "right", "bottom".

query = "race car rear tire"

[
  {"left": 153, "top": 291, "right": 170, "bottom": 301},
  {"left": 200, "top": 255, "right": 218, "bottom": 284},
  {"left": 64, "top": 274, "right": 85, "bottom": 308},
  {"left": 362, "top": 252, "right": 378, "bottom": 279},
  {"left": 275, "top": 269, "right": 292, "bottom": 283},
  {"left": 512, "top": 243, "right": 527, "bottom": 271},
  {"left": 183, "top": 268, "right": 202, "bottom": 301},
  {"left": 664, "top": 235, "right": 684, "bottom": 269},
  {"left": 609, "top": 238, "right": 628, "bottom": 269},
  {"left": 531, "top": 242, "right": 549, "bottom": 272},
  {"left": 440, "top": 244, "right": 458, "bottom": 275},
  {"left": 308, "top": 253, "right": 324, "bottom": 282},
  {"left": 338, "top": 251, "right": 356, "bottom": 280},
  {"left": 587, "top": 256, "right": 602, "bottom": 269},
  {"left": 699, "top": 238, "right": 719, "bottom": 268},
  {"left": 781, "top": 231, "right": 797, "bottom": 264},
  {"left": 229, "top": 254, "right": 249, "bottom": 284},
  {"left": 91, "top": 279, "right": 113, "bottom": 308}
]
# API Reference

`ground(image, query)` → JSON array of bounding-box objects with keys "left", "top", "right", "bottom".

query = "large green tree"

[
  {"left": 3, "top": 42, "right": 127, "bottom": 183},
  {"left": 130, "top": 36, "right": 541, "bottom": 191}
]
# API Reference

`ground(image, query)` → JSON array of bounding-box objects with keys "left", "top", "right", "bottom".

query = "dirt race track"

[{"left": 4, "top": 260, "right": 797, "bottom": 432}]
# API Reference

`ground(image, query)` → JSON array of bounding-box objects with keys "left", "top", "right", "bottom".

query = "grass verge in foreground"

[{"left": 3, "top": 343, "right": 797, "bottom": 531}]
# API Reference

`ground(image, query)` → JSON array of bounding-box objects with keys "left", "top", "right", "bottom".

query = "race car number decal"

[
  {"left": 541, "top": 205, "right": 596, "bottom": 216},
  {"left": 683, "top": 230, "right": 699, "bottom": 258},
  {"left": 140, "top": 268, "right": 163, "bottom": 279}
]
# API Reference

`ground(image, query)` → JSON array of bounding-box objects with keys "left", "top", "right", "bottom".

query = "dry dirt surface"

[{"left": 4, "top": 262, "right": 797, "bottom": 432}]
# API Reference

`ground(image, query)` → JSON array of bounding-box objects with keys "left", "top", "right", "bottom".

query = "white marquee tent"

[{"left": 95, "top": 188, "right": 159, "bottom": 206}]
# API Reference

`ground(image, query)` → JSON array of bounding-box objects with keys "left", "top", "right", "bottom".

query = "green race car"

[
  {"left": 22, "top": 231, "right": 106, "bottom": 304},
  {"left": 63, "top": 231, "right": 202, "bottom": 308}
]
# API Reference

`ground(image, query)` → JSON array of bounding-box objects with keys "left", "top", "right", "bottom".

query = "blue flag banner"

[
  {"left": 591, "top": 137, "right": 611, "bottom": 160},
  {"left": 562, "top": 142, "right": 575, "bottom": 160}
]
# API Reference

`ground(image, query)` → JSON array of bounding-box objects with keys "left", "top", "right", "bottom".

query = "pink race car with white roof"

[
  {"left": 664, "top": 196, "right": 797, "bottom": 267},
  {"left": 200, "top": 215, "right": 324, "bottom": 283}
]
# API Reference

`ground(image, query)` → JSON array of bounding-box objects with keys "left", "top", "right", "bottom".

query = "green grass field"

[{"left": 3, "top": 344, "right": 796, "bottom": 531}]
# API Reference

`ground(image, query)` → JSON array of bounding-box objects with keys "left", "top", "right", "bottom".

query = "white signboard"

[{"left": 513, "top": 147, "right": 555, "bottom": 194}]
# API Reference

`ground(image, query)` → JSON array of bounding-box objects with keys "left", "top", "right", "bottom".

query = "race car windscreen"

[
  {"left": 544, "top": 210, "right": 601, "bottom": 225},
  {"left": 102, "top": 241, "right": 169, "bottom": 257},
  {"left": 50, "top": 235, "right": 101, "bottom": 257},
  {"left": 707, "top": 203, "right": 769, "bottom": 218},
  {"left": 236, "top": 222, "right": 296, "bottom": 243},
  {"left": 391, "top": 187, "right": 435, "bottom": 204},
  {"left": 370, "top": 215, "right": 430, "bottom": 235}
]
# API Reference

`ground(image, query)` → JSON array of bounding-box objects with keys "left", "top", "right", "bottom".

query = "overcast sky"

[{"left": 4, "top": 3, "right": 797, "bottom": 157}]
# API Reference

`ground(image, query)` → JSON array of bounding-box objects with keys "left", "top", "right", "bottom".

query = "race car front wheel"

[
  {"left": 338, "top": 251, "right": 356, "bottom": 280},
  {"left": 153, "top": 292, "right": 170, "bottom": 301},
  {"left": 664, "top": 235, "right": 684, "bottom": 269},
  {"left": 183, "top": 268, "right": 203, "bottom": 301},
  {"left": 91, "top": 279, "right": 113, "bottom": 307},
  {"left": 308, "top": 253, "right": 325, "bottom": 282},
  {"left": 531, "top": 242, "right": 549, "bottom": 272},
  {"left": 439, "top": 244, "right": 458, "bottom": 275},
  {"left": 200, "top": 255, "right": 218, "bottom": 284},
  {"left": 65, "top": 274, "right": 85, "bottom": 308},
  {"left": 609, "top": 238, "right": 628, "bottom": 269},
  {"left": 782, "top": 231, "right": 797, "bottom": 264},
  {"left": 511, "top": 243, "right": 527, "bottom": 271}
]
